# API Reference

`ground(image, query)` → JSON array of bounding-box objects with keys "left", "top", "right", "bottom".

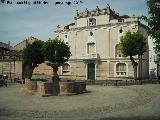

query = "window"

[
  {"left": 87, "top": 43, "right": 96, "bottom": 54},
  {"left": 89, "top": 18, "right": 96, "bottom": 26},
  {"left": 62, "top": 63, "right": 70, "bottom": 73},
  {"left": 116, "top": 63, "right": 127, "bottom": 76},
  {"left": 115, "top": 44, "right": 123, "bottom": 57}
]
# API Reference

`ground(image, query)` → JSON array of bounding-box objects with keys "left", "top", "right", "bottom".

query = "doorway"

[{"left": 87, "top": 63, "right": 95, "bottom": 80}]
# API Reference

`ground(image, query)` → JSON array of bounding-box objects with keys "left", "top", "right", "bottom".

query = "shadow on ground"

[{"left": 99, "top": 117, "right": 160, "bottom": 120}]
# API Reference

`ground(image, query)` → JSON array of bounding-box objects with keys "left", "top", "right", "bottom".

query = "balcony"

[{"left": 82, "top": 53, "right": 99, "bottom": 60}]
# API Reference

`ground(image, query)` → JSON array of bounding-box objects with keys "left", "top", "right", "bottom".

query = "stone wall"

[
  {"left": 25, "top": 80, "right": 37, "bottom": 91},
  {"left": 37, "top": 81, "right": 59, "bottom": 96},
  {"left": 59, "top": 82, "right": 75, "bottom": 96},
  {"left": 24, "top": 80, "right": 86, "bottom": 96},
  {"left": 59, "top": 60, "right": 135, "bottom": 80},
  {"left": 32, "top": 62, "right": 53, "bottom": 80},
  {"left": 13, "top": 36, "right": 38, "bottom": 52},
  {"left": 59, "top": 81, "right": 86, "bottom": 96},
  {"left": 0, "top": 61, "right": 22, "bottom": 79}
]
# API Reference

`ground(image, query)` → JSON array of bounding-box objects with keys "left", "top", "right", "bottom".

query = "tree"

[
  {"left": 146, "top": 0, "right": 160, "bottom": 52},
  {"left": 120, "top": 31, "right": 147, "bottom": 79},
  {"left": 43, "top": 38, "right": 71, "bottom": 93},
  {"left": 22, "top": 40, "right": 45, "bottom": 79}
]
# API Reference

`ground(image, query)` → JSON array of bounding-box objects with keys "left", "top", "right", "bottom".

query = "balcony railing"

[{"left": 82, "top": 53, "right": 98, "bottom": 60}]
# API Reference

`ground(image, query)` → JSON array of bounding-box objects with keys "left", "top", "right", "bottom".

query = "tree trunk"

[
  {"left": 140, "top": 55, "right": 143, "bottom": 80},
  {"left": 49, "top": 65, "right": 59, "bottom": 83},
  {"left": 49, "top": 65, "right": 60, "bottom": 95},
  {"left": 133, "top": 64, "right": 138, "bottom": 80},
  {"left": 138, "top": 55, "right": 140, "bottom": 79},
  {"left": 130, "top": 55, "right": 138, "bottom": 80},
  {"left": 24, "top": 63, "right": 38, "bottom": 79},
  {"left": 24, "top": 65, "right": 34, "bottom": 79}
]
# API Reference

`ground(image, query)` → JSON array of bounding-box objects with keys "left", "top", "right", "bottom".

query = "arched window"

[
  {"left": 116, "top": 63, "right": 127, "bottom": 76},
  {"left": 115, "top": 44, "right": 123, "bottom": 57},
  {"left": 89, "top": 18, "right": 96, "bottom": 26},
  {"left": 62, "top": 63, "right": 70, "bottom": 73}
]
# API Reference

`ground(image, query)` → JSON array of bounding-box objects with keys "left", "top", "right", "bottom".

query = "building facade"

[
  {"left": 0, "top": 36, "right": 38, "bottom": 79},
  {"left": 13, "top": 36, "right": 39, "bottom": 52},
  {"left": 55, "top": 5, "right": 149, "bottom": 80}
]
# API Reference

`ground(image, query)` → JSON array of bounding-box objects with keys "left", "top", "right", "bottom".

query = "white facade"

[
  {"left": 55, "top": 5, "right": 149, "bottom": 80},
  {"left": 148, "top": 36, "right": 157, "bottom": 78}
]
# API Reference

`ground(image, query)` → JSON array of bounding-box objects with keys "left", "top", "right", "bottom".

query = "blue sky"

[{"left": 0, "top": 0, "right": 148, "bottom": 46}]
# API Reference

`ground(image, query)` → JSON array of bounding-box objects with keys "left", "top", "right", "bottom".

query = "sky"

[{"left": 0, "top": 0, "right": 148, "bottom": 46}]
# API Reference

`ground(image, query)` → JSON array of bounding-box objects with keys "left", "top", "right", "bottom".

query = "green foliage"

[
  {"left": 120, "top": 31, "right": 147, "bottom": 57},
  {"left": 146, "top": 0, "right": 160, "bottom": 52},
  {"left": 43, "top": 38, "right": 71, "bottom": 65},
  {"left": 120, "top": 31, "right": 147, "bottom": 79},
  {"left": 22, "top": 40, "right": 45, "bottom": 68}
]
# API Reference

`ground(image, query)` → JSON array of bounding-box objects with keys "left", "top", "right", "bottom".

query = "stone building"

[
  {"left": 55, "top": 5, "right": 149, "bottom": 80},
  {"left": 0, "top": 36, "right": 38, "bottom": 79},
  {"left": 13, "top": 36, "right": 39, "bottom": 52},
  {"left": 12, "top": 36, "right": 39, "bottom": 79},
  {"left": 0, "top": 42, "right": 14, "bottom": 79}
]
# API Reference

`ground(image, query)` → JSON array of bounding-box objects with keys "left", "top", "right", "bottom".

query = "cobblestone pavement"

[{"left": 0, "top": 83, "right": 160, "bottom": 120}]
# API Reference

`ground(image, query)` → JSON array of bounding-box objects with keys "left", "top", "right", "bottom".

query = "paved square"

[{"left": 0, "top": 84, "right": 160, "bottom": 120}]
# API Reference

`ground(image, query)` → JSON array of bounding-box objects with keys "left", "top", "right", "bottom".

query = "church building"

[{"left": 55, "top": 5, "right": 149, "bottom": 81}]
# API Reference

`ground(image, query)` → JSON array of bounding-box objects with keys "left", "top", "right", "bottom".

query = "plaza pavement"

[{"left": 0, "top": 83, "right": 160, "bottom": 120}]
